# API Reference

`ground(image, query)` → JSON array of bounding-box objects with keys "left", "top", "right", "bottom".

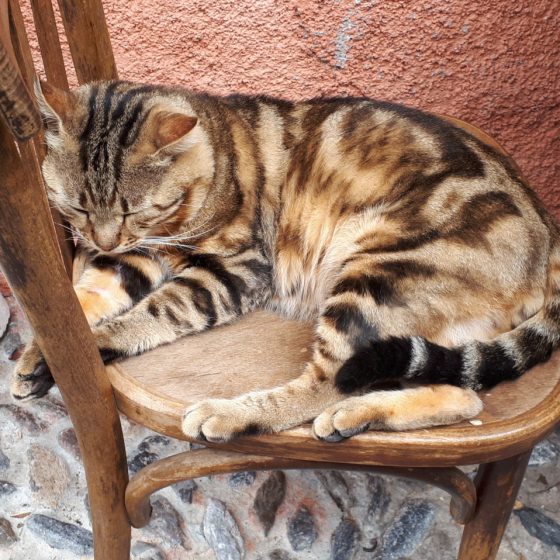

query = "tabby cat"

[{"left": 12, "top": 80, "right": 560, "bottom": 443}]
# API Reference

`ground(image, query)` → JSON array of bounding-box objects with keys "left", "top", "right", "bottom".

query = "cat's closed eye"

[{"left": 153, "top": 194, "right": 186, "bottom": 213}]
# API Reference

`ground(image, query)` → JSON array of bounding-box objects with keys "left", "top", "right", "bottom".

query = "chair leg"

[
  {"left": 0, "top": 123, "right": 131, "bottom": 560},
  {"left": 458, "top": 448, "right": 532, "bottom": 560},
  {"left": 81, "top": 428, "right": 131, "bottom": 559}
]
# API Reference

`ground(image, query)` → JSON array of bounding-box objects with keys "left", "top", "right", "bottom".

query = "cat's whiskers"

[
  {"left": 155, "top": 213, "right": 217, "bottom": 242},
  {"left": 54, "top": 222, "right": 84, "bottom": 246},
  {"left": 139, "top": 214, "right": 218, "bottom": 254},
  {"left": 137, "top": 243, "right": 179, "bottom": 257},
  {"left": 142, "top": 231, "right": 210, "bottom": 245},
  {"left": 130, "top": 246, "right": 151, "bottom": 256},
  {"left": 54, "top": 222, "right": 77, "bottom": 235},
  {"left": 141, "top": 239, "right": 199, "bottom": 251}
]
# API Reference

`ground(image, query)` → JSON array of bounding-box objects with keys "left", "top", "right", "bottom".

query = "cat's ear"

[
  {"left": 146, "top": 110, "right": 199, "bottom": 155},
  {"left": 34, "top": 79, "right": 77, "bottom": 132}
]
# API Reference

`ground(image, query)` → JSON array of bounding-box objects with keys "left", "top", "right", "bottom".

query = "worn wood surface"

[
  {"left": 0, "top": 0, "right": 40, "bottom": 139},
  {"left": 458, "top": 450, "right": 532, "bottom": 559},
  {"left": 7, "top": 0, "right": 35, "bottom": 87},
  {"left": 17, "top": 139, "right": 74, "bottom": 274},
  {"left": 56, "top": 0, "right": 117, "bottom": 82},
  {"left": 106, "top": 310, "right": 560, "bottom": 467},
  {"left": 6, "top": 0, "right": 73, "bottom": 272},
  {"left": 0, "top": 4, "right": 127, "bottom": 558},
  {"left": 2, "top": 2, "right": 57, "bottom": 256},
  {"left": 30, "top": 0, "right": 69, "bottom": 89},
  {"left": 126, "top": 447, "right": 476, "bottom": 528},
  {"left": 7, "top": 0, "right": 73, "bottom": 274},
  {"left": 7, "top": 0, "right": 46, "bottom": 161},
  {"left": 0, "top": 119, "right": 130, "bottom": 559}
]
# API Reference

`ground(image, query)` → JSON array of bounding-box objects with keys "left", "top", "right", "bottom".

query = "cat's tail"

[{"left": 335, "top": 244, "right": 560, "bottom": 394}]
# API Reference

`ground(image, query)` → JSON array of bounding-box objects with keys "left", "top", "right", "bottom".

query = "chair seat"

[{"left": 106, "top": 311, "right": 560, "bottom": 467}]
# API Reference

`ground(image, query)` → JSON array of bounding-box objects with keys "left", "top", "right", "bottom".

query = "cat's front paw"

[
  {"left": 312, "top": 387, "right": 484, "bottom": 442},
  {"left": 93, "top": 325, "right": 127, "bottom": 364},
  {"left": 11, "top": 344, "right": 54, "bottom": 401},
  {"left": 312, "top": 399, "right": 372, "bottom": 442},
  {"left": 182, "top": 398, "right": 264, "bottom": 443}
]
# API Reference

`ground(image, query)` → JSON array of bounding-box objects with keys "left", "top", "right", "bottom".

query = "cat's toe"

[
  {"left": 182, "top": 399, "right": 264, "bottom": 443},
  {"left": 312, "top": 410, "right": 344, "bottom": 442},
  {"left": 455, "top": 388, "right": 484, "bottom": 419},
  {"left": 181, "top": 402, "right": 215, "bottom": 441},
  {"left": 11, "top": 359, "right": 54, "bottom": 401},
  {"left": 313, "top": 404, "right": 370, "bottom": 442}
]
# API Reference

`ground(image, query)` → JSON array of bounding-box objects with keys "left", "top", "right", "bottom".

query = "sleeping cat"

[{"left": 11, "top": 80, "right": 560, "bottom": 443}]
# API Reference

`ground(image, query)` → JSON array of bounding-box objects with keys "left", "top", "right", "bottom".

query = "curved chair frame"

[{"left": 0, "top": 2, "right": 558, "bottom": 559}]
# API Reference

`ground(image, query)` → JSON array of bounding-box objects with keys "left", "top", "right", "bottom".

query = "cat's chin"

[{"left": 97, "top": 247, "right": 132, "bottom": 255}]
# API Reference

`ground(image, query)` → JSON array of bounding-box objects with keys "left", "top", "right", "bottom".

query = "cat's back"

[
  {"left": 274, "top": 96, "right": 550, "bottom": 230},
  {"left": 269, "top": 96, "right": 555, "bottom": 318}
]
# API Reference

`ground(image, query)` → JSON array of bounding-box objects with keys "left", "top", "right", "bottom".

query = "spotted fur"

[{"left": 12, "top": 80, "right": 560, "bottom": 442}]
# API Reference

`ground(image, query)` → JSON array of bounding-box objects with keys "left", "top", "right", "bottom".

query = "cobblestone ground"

[{"left": 0, "top": 290, "right": 559, "bottom": 560}]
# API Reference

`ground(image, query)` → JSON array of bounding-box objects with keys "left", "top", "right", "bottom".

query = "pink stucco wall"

[{"left": 22, "top": 1, "right": 560, "bottom": 217}]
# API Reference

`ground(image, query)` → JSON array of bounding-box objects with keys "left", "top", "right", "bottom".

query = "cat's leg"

[
  {"left": 73, "top": 253, "right": 166, "bottom": 325},
  {"left": 11, "top": 343, "right": 52, "bottom": 400},
  {"left": 87, "top": 250, "right": 271, "bottom": 361},
  {"left": 312, "top": 385, "right": 482, "bottom": 442},
  {"left": 11, "top": 252, "right": 166, "bottom": 400}
]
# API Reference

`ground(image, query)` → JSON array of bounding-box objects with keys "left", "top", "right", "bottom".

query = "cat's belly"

[
  {"left": 272, "top": 206, "right": 396, "bottom": 320},
  {"left": 268, "top": 246, "right": 330, "bottom": 320},
  {"left": 269, "top": 246, "right": 340, "bottom": 321}
]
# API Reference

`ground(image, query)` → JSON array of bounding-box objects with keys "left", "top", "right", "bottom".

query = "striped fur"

[{"left": 12, "top": 80, "right": 560, "bottom": 442}]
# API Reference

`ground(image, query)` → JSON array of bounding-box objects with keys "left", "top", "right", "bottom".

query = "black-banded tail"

[{"left": 336, "top": 246, "right": 560, "bottom": 394}]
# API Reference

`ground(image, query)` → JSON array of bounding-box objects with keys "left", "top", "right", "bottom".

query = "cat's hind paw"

[
  {"left": 11, "top": 358, "right": 54, "bottom": 401},
  {"left": 182, "top": 398, "right": 264, "bottom": 443}
]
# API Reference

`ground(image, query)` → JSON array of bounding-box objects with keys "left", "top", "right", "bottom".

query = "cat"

[{"left": 11, "top": 79, "right": 560, "bottom": 443}]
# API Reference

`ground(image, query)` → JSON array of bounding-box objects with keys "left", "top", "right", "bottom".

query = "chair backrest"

[
  {"left": 0, "top": 1, "right": 131, "bottom": 555},
  {"left": 3, "top": 0, "right": 119, "bottom": 272}
]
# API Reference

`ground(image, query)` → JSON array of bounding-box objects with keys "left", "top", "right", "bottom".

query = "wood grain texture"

[
  {"left": 7, "top": 0, "right": 35, "bottom": 86},
  {"left": 106, "top": 310, "right": 560, "bottom": 467},
  {"left": 7, "top": 0, "right": 73, "bottom": 274},
  {"left": 56, "top": 0, "right": 117, "bottom": 83},
  {"left": 0, "top": 120, "right": 130, "bottom": 559},
  {"left": 30, "top": 0, "right": 69, "bottom": 88},
  {"left": 458, "top": 450, "right": 532, "bottom": 560},
  {"left": 0, "top": 0, "right": 40, "bottom": 139},
  {"left": 17, "top": 139, "right": 74, "bottom": 276},
  {"left": 126, "top": 447, "right": 476, "bottom": 528}
]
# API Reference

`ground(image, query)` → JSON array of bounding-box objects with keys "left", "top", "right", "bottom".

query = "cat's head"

[{"left": 35, "top": 80, "right": 214, "bottom": 254}]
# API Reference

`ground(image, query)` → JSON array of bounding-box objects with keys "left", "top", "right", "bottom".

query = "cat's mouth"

[
  {"left": 78, "top": 227, "right": 199, "bottom": 256},
  {"left": 79, "top": 234, "right": 144, "bottom": 256}
]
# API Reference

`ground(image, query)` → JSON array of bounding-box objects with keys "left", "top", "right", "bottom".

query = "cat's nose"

[
  {"left": 92, "top": 226, "right": 120, "bottom": 252},
  {"left": 95, "top": 239, "right": 119, "bottom": 252},
  {"left": 93, "top": 232, "right": 119, "bottom": 252}
]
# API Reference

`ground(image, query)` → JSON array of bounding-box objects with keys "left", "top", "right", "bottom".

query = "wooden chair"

[{"left": 0, "top": 1, "right": 558, "bottom": 558}]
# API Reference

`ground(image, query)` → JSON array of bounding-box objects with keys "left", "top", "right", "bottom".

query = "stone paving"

[{"left": 0, "top": 288, "right": 559, "bottom": 560}]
